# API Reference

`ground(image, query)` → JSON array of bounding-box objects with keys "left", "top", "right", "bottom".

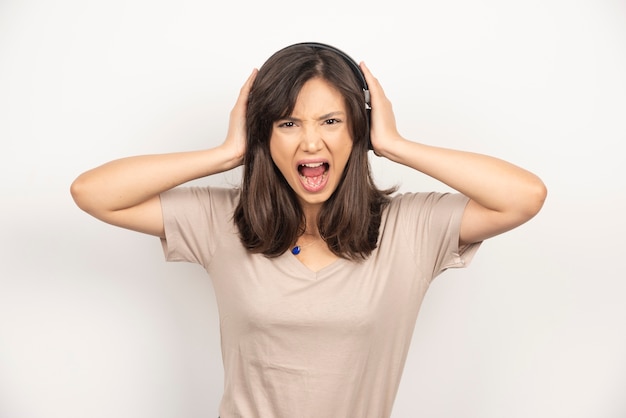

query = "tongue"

[{"left": 300, "top": 165, "right": 326, "bottom": 177}]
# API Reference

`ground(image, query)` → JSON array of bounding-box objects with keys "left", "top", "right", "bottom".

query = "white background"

[{"left": 1, "top": 0, "right": 625, "bottom": 417}]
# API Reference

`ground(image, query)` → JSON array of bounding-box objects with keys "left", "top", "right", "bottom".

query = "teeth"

[
  {"left": 300, "top": 162, "right": 325, "bottom": 168},
  {"left": 299, "top": 172, "right": 327, "bottom": 187}
]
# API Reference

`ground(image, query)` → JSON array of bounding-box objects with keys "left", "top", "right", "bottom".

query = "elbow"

[
  {"left": 522, "top": 176, "right": 548, "bottom": 220},
  {"left": 70, "top": 174, "right": 94, "bottom": 213}
]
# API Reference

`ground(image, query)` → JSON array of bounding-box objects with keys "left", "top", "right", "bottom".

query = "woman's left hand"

[{"left": 359, "top": 62, "right": 404, "bottom": 157}]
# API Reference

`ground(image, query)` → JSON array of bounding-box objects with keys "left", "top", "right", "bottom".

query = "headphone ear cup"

[
  {"left": 366, "top": 107, "right": 372, "bottom": 150},
  {"left": 361, "top": 77, "right": 372, "bottom": 150}
]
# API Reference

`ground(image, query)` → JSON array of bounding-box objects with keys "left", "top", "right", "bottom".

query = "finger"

[
  {"left": 234, "top": 68, "right": 258, "bottom": 108},
  {"left": 241, "top": 68, "right": 258, "bottom": 96},
  {"left": 359, "top": 62, "right": 386, "bottom": 98}
]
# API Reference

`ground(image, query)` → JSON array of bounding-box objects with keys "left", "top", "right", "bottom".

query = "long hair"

[{"left": 233, "top": 43, "right": 395, "bottom": 259}]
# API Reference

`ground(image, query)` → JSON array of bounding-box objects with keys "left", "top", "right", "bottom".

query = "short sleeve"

[
  {"left": 159, "top": 186, "right": 239, "bottom": 267},
  {"left": 392, "top": 192, "right": 481, "bottom": 281}
]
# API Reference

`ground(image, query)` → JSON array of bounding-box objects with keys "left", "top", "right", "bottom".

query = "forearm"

[
  {"left": 71, "top": 144, "right": 240, "bottom": 215},
  {"left": 379, "top": 137, "right": 546, "bottom": 216}
]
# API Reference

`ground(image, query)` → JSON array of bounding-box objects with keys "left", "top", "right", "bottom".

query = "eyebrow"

[{"left": 278, "top": 111, "right": 345, "bottom": 123}]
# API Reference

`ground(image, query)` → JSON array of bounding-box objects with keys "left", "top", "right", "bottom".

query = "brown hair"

[{"left": 233, "top": 43, "right": 395, "bottom": 259}]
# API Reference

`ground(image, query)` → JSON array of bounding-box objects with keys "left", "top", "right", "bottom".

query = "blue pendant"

[{"left": 291, "top": 246, "right": 301, "bottom": 255}]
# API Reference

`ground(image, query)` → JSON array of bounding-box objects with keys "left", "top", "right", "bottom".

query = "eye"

[
  {"left": 324, "top": 118, "right": 341, "bottom": 125},
  {"left": 277, "top": 121, "right": 295, "bottom": 128}
]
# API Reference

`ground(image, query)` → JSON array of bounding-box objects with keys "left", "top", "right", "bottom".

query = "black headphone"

[{"left": 284, "top": 42, "right": 373, "bottom": 150}]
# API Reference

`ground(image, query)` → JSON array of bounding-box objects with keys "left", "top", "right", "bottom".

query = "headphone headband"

[{"left": 291, "top": 42, "right": 371, "bottom": 109}]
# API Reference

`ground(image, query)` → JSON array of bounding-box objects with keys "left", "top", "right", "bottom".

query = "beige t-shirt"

[{"left": 160, "top": 187, "right": 480, "bottom": 418}]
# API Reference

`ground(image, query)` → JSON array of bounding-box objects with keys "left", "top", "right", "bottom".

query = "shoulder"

[
  {"left": 162, "top": 186, "right": 239, "bottom": 203},
  {"left": 387, "top": 191, "right": 469, "bottom": 213},
  {"left": 382, "top": 191, "right": 470, "bottom": 236},
  {"left": 160, "top": 186, "right": 241, "bottom": 215}
]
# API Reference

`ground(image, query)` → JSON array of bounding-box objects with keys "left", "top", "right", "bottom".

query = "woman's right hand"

[{"left": 223, "top": 68, "right": 258, "bottom": 166}]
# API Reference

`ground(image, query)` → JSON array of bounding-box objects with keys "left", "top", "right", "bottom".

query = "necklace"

[{"left": 291, "top": 237, "right": 319, "bottom": 255}]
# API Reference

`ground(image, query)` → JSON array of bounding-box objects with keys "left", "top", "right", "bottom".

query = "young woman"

[{"left": 71, "top": 42, "right": 547, "bottom": 418}]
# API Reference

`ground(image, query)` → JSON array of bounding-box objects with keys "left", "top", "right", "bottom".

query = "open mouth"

[{"left": 298, "top": 162, "right": 329, "bottom": 190}]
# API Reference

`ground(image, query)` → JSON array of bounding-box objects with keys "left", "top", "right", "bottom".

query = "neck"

[
  {"left": 291, "top": 233, "right": 321, "bottom": 255},
  {"left": 300, "top": 211, "right": 320, "bottom": 237},
  {"left": 292, "top": 215, "right": 323, "bottom": 255},
  {"left": 299, "top": 200, "right": 321, "bottom": 226}
]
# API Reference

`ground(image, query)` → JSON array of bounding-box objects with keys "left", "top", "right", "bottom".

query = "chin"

[{"left": 295, "top": 187, "right": 337, "bottom": 207}]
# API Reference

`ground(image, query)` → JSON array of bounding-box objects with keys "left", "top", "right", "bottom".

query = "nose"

[{"left": 299, "top": 125, "right": 323, "bottom": 152}]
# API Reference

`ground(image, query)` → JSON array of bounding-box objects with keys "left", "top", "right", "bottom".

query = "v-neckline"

[{"left": 280, "top": 251, "right": 349, "bottom": 280}]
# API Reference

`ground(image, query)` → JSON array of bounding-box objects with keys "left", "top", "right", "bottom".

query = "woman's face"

[{"left": 270, "top": 77, "right": 353, "bottom": 210}]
